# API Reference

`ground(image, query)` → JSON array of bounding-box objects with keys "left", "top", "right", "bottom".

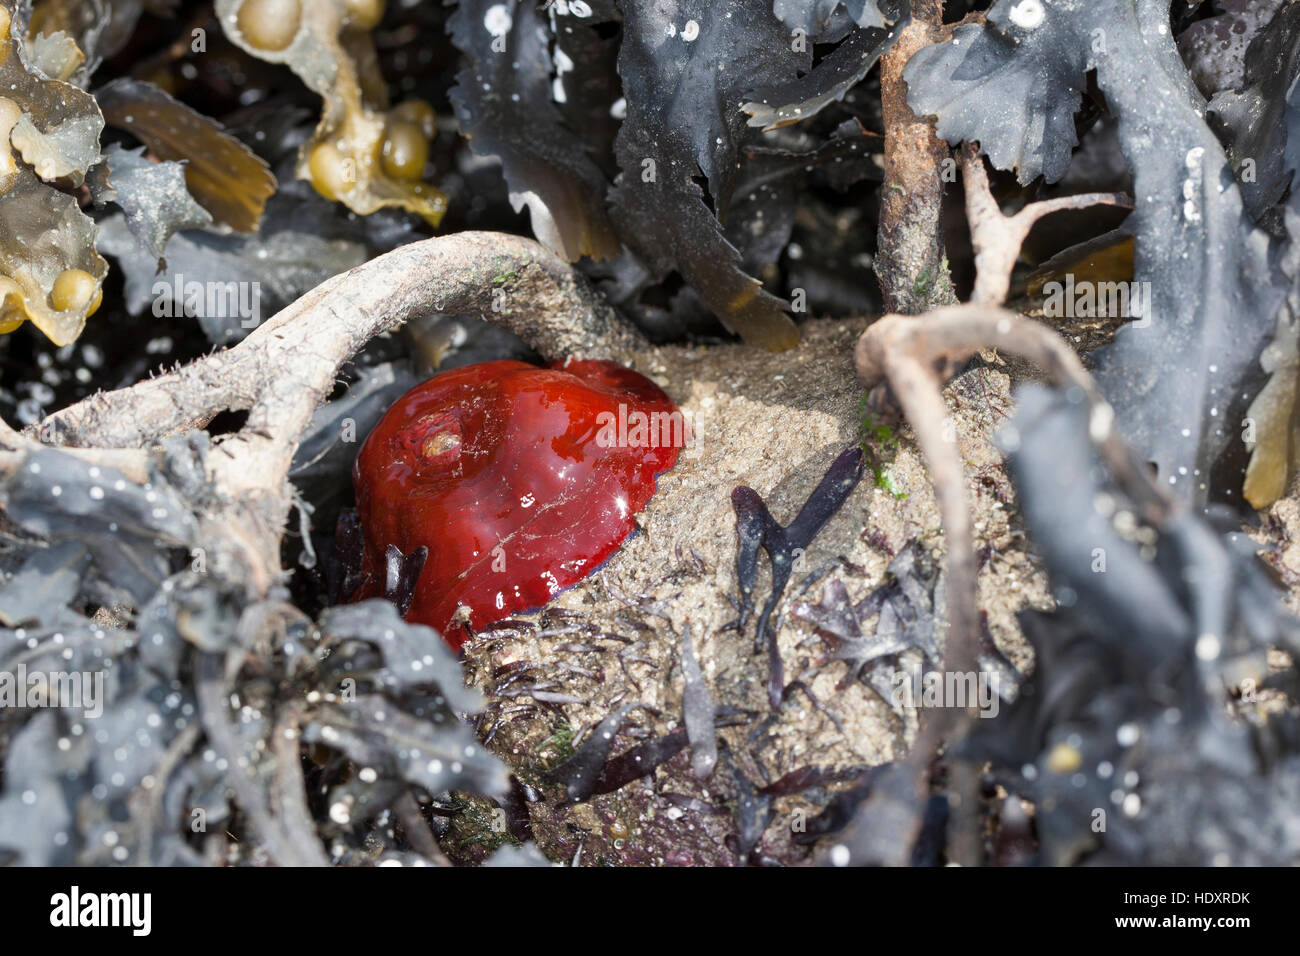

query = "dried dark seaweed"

[
  {"left": 958, "top": 384, "right": 1300, "bottom": 865},
  {"left": 679, "top": 624, "right": 717, "bottom": 779},
  {"left": 609, "top": 0, "right": 809, "bottom": 349},
  {"left": 906, "top": 0, "right": 1284, "bottom": 503},
  {"left": 731, "top": 445, "right": 865, "bottom": 709},
  {"left": 0, "top": 442, "right": 511, "bottom": 865},
  {"left": 448, "top": 0, "right": 618, "bottom": 262},
  {"left": 743, "top": 18, "right": 907, "bottom": 131},
  {"left": 540, "top": 704, "right": 639, "bottom": 804},
  {"left": 97, "top": 78, "right": 276, "bottom": 233},
  {"left": 94, "top": 143, "right": 213, "bottom": 266},
  {"left": 590, "top": 727, "right": 689, "bottom": 796}
]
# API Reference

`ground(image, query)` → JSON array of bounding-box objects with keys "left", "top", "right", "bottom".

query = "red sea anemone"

[{"left": 352, "top": 358, "right": 685, "bottom": 648}]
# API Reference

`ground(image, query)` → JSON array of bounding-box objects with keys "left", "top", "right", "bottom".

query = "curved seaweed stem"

[
  {"left": 853, "top": 304, "right": 1174, "bottom": 779},
  {"left": 7, "top": 231, "right": 650, "bottom": 596},
  {"left": 960, "top": 142, "right": 1131, "bottom": 307}
]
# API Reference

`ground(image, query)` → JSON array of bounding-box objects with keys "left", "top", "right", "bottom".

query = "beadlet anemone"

[{"left": 352, "top": 358, "right": 685, "bottom": 648}]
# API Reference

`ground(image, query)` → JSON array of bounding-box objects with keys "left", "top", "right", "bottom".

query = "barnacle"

[
  {"left": 0, "top": 1, "right": 107, "bottom": 345},
  {"left": 216, "top": 0, "right": 446, "bottom": 226}
]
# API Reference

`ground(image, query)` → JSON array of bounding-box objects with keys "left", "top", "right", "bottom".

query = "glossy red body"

[{"left": 352, "top": 359, "right": 684, "bottom": 649}]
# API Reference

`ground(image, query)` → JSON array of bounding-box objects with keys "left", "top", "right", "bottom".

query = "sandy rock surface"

[{"left": 462, "top": 316, "right": 1053, "bottom": 865}]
